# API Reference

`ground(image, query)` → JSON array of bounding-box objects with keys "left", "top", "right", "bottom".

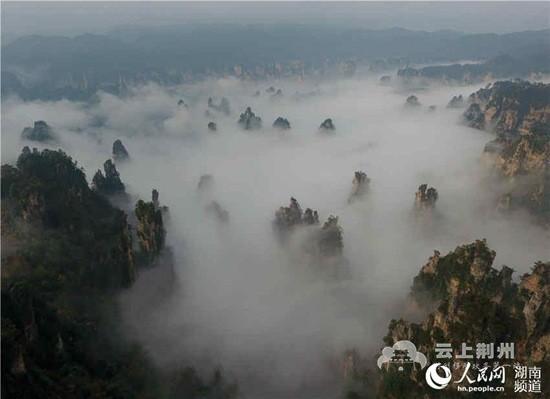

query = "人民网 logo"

[
  {"left": 425, "top": 363, "right": 452, "bottom": 390},
  {"left": 377, "top": 340, "right": 427, "bottom": 371}
]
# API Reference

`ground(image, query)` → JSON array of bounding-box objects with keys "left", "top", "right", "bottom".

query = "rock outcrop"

[
  {"left": 273, "top": 117, "right": 291, "bottom": 130},
  {"left": 316, "top": 215, "right": 344, "bottom": 258},
  {"left": 205, "top": 201, "right": 230, "bottom": 223},
  {"left": 273, "top": 198, "right": 348, "bottom": 279},
  {"left": 152, "top": 188, "right": 169, "bottom": 216},
  {"left": 348, "top": 171, "right": 370, "bottom": 203},
  {"left": 208, "top": 121, "right": 217, "bottom": 132},
  {"left": 405, "top": 95, "right": 421, "bottom": 107},
  {"left": 414, "top": 184, "right": 438, "bottom": 212},
  {"left": 320, "top": 118, "right": 335, "bottom": 131},
  {"left": 373, "top": 240, "right": 549, "bottom": 398},
  {"left": 135, "top": 198, "right": 165, "bottom": 261},
  {"left": 2, "top": 148, "right": 134, "bottom": 284},
  {"left": 273, "top": 197, "right": 319, "bottom": 236},
  {"left": 464, "top": 81, "right": 550, "bottom": 224},
  {"left": 197, "top": 174, "right": 214, "bottom": 191},
  {"left": 463, "top": 102, "right": 485, "bottom": 128},
  {"left": 1, "top": 147, "right": 236, "bottom": 399},
  {"left": 464, "top": 81, "right": 550, "bottom": 137},
  {"left": 238, "top": 107, "right": 262, "bottom": 130},
  {"left": 379, "top": 75, "right": 391, "bottom": 85},
  {"left": 447, "top": 94, "right": 465, "bottom": 109},
  {"left": 21, "top": 121, "right": 54, "bottom": 142},
  {"left": 112, "top": 139, "right": 129, "bottom": 162},
  {"left": 92, "top": 159, "right": 125, "bottom": 196}
]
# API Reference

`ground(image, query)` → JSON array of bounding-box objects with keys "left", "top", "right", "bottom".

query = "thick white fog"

[{"left": 2, "top": 77, "right": 549, "bottom": 397}]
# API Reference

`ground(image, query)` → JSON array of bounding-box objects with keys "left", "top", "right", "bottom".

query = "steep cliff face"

[
  {"left": 414, "top": 184, "right": 438, "bottom": 213},
  {"left": 238, "top": 107, "right": 262, "bottom": 130},
  {"left": 1, "top": 148, "right": 139, "bottom": 398},
  {"left": 273, "top": 198, "right": 348, "bottom": 279},
  {"left": 135, "top": 198, "right": 166, "bottom": 261},
  {"left": 92, "top": 159, "right": 126, "bottom": 196},
  {"left": 273, "top": 197, "right": 319, "bottom": 239},
  {"left": 405, "top": 95, "right": 421, "bottom": 108},
  {"left": 464, "top": 81, "right": 550, "bottom": 224},
  {"left": 1, "top": 148, "right": 237, "bottom": 399},
  {"left": 348, "top": 171, "right": 370, "bottom": 203},
  {"left": 21, "top": 121, "right": 55, "bottom": 142},
  {"left": 2, "top": 147, "right": 136, "bottom": 287},
  {"left": 375, "top": 240, "right": 549, "bottom": 398},
  {"left": 465, "top": 81, "right": 550, "bottom": 136},
  {"left": 342, "top": 240, "right": 548, "bottom": 398},
  {"left": 112, "top": 139, "right": 130, "bottom": 162}
]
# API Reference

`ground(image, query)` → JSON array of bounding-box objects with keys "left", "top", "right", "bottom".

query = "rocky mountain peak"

[
  {"left": 92, "top": 159, "right": 125, "bottom": 196},
  {"left": 273, "top": 117, "right": 291, "bottom": 130},
  {"left": 112, "top": 139, "right": 129, "bottom": 162},
  {"left": 319, "top": 118, "right": 335, "bottom": 131},
  {"left": 21, "top": 120, "right": 54, "bottom": 142},
  {"left": 414, "top": 184, "right": 438, "bottom": 211},
  {"left": 238, "top": 107, "right": 262, "bottom": 130}
]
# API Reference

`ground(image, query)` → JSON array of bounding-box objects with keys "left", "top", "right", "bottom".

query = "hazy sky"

[{"left": 2, "top": 2, "right": 549, "bottom": 43}]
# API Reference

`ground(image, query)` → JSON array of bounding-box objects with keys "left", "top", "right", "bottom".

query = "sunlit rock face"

[
  {"left": 345, "top": 240, "right": 549, "bottom": 398},
  {"left": 208, "top": 96, "right": 231, "bottom": 115},
  {"left": 112, "top": 139, "right": 129, "bottom": 162},
  {"left": 405, "top": 95, "right": 421, "bottom": 108},
  {"left": 319, "top": 118, "right": 335, "bottom": 131},
  {"left": 348, "top": 171, "right": 370, "bottom": 203},
  {"left": 21, "top": 121, "right": 55, "bottom": 142},
  {"left": 273, "top": 117, "right": 291, "bottom": 130},
  {"left": 465, "top": 81, "right": 550, "bottom": 224},
  {"left": 238, "top": 107, "right": 262, "bottom": 130},
  {"left": 135, "top": 198, "right": 165, "bottom": 261},
  {"left": 465, "top": 81, "right": 550, "bottom": 137},
  {"left": 447, "top": 94, "right": 465, "bottom": 109},
  {"left": 414, "top": 184, "right": 438, "bottom": 212},
  {"left": 92, "top": 159, "right": 125, "bottom": 196}
]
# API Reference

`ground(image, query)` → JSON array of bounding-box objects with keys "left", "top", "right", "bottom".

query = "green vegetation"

[{"left": 1, "top": 148, "right": 238, "bottom": 398}]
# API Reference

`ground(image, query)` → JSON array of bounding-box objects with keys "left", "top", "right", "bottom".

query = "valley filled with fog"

[{"left": 3, "top": 76, "right": 548, "bottom": 397}]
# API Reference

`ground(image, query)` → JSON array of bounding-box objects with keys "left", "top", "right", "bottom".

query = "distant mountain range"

[
  {"left": 398, "top": 53, "right": 550, "bottom": 84},
  {"left": 2, "top": 25, "right": 549, "bottom": 100}
]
